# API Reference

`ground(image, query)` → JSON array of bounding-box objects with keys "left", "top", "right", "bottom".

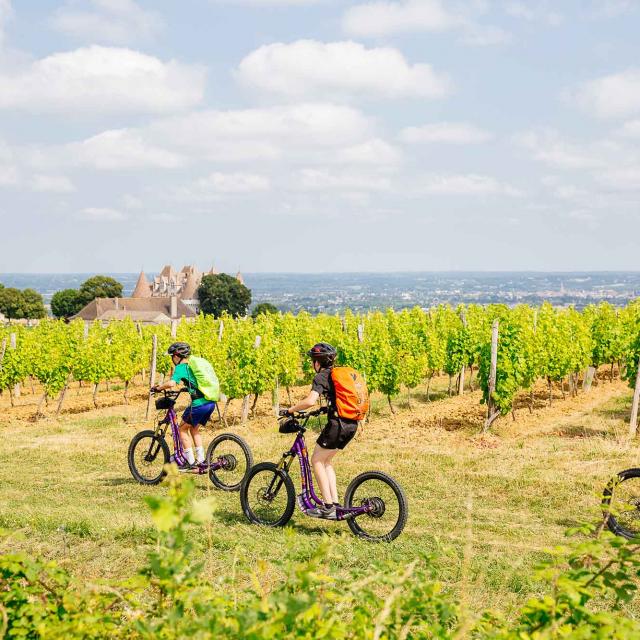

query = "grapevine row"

[{"left": 1, "top": 301, "right": 639, "bottom": 424}]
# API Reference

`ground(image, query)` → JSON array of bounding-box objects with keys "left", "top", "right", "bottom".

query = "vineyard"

[{"left": 1, "top": 301, "right": 639, "bottom": 426}]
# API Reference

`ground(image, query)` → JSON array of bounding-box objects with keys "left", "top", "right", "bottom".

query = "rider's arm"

[
  {"left": 288, "top": 390, "right": 319, "bottom": 414},
  {"left": 153, "top": 378, "right": 178, "bottom": 392}
]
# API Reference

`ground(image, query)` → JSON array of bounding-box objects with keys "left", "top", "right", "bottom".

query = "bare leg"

[
  {"left": 189, "top": 425, "right": 203, "bottom": 449},
  {"left": 311, "top": 445, "right": 339, "bottom": 504},
  {"left": 179, "top": 421, "right": 194, "bottom": 450}
]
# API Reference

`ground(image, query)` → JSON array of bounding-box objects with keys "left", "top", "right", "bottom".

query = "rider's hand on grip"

[{"left": 279, "top": 408, "right": 292, "bottom": 417}]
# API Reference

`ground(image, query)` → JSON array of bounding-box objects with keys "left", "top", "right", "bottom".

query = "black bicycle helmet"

[
  {"left": 167, "top": 342, "right": 191, "bottom": 359},
  {"left": 307, "top": 342, "right": 337, "bottom": 367}
]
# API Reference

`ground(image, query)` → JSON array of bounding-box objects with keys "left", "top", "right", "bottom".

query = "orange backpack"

[{"left": 330, "top": 367, "right": 369, "bottom": 421}]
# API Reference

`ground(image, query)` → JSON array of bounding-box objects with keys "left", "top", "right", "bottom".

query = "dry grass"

[{"left": 1, "top": 373, "right": 638, "bottom": 618}]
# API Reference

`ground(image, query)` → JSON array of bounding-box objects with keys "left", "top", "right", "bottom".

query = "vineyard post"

[
  {"left": 459, "top": 310, "right": 467, "bottom": 395},
  {"left": 241, "top": 335, "right": 261, "bottom": 424},
  {"left": 218, "top": 320, "right": 224, "bottom": 342},
  {"left": 145, "top": 334, "right": 158, "bottom": 420},
  {"left": 272, "top": 375, "right": 280, "bottom": 417},
  {"left": 171, "top": 320, "right": 177, "bottom": 338},
  {"left": 483, "top": 319, "right": 500, "bottom": 432},
  {"left": 629, "top": 357, "right": 640, "bottom": 438},
  {"left": 10, "top": 333, "right": 20, "bottom": 398},
  {"left": 0, "top": 337, "right": 6, "bottom": 373},
  {"left": 583, "top": 367, "right": 596, "bottom": 392},
  {"left": 56, "top": 373, "right": 72, "bottom": 416}
]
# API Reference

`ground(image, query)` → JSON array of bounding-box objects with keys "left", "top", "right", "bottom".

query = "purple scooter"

[
  {"left": 239, "top": 407, "right": 408, "bottom": 541},
  {"left": 128, "top": 388, "right": 252, "bottom": 491}
]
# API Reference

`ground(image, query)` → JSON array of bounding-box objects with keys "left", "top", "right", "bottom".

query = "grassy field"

[{"left": 2, "top": 375, "right": 639, "bottom": 620}]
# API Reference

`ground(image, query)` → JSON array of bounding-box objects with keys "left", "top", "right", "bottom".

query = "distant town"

[{"left": 1, "top": 271, "right": 640, "bottom": 314}]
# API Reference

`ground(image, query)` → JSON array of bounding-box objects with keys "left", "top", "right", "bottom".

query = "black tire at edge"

[
  {"left": 240, "top": 461, "right": 296, "bottom": 527},
  {"left": 343, "top": 470, "right": 408, "bottom": 542},
  {"left": 127, "top": 430, "right": 170, "bottom": 485},
  {"left": 206, "top": 432, "right": 254, "bottom": 492},
  {"left": 602, "top": 467, "right": 640, "bottom": 539}
]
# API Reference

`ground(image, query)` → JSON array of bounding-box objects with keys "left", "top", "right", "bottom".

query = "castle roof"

[
  {"left": 182, "top": 270, "right": 199, "bottom": 299},
  {"left": 132, "top": 270, "right": 152, "bottom": 298},
  {"left": 71, "top": 297, "right": 197, "bottom": 324}
]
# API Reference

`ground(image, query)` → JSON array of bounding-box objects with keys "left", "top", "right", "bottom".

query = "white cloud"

[
  {"left": 341, "top": 1, "right": 510, "bottom": 46},
  {"left": 69, "top": 129, "right": 185, "bottom": 170},
  {"left": 337, "top": 139, "right": 402, "bottom": 165},
  {"left": 212, "top": 0, "right": 325, "bottom": 4},
  {"left": 618, "top": 120, "right": 640, "bottom": 137},
  {"left": 514, "top": 130, "right": 605, "bottom": 169},
  {"left": 460, "top": 24, "right": 513, "bottom": 46},
  {"left": 504, "top": 2, "right": 563, "bottom": 25},
  {"left": 80, "top": 206, "right": 127, "bottom": 220},
  {"left": 400, "top": 122, "right": 492, "bottom": 144},
  {"left": 418, "top": 173, "right": 523, "bottom": 196},
  {"left": 33, "top": 174, "right": 75, "bottom": 192},
  {"left": 571, "top": 68, "right": 640, "bottom": 118},
  {"left": 598, "top": 167, "right": 640, "bottom": 190},
  {"left": 589, "top": 0, "right": 637, "bottom": 18},
  {"left": 296, "top": 168, "right": 392, "bottom": 191},
  {"left": 0, "top": 46, "right": 205, "bottom": 114},
  {"left": 146, "top": 103, "right": 374, "bottom": 162},
  {"left": 236, "top": 40, "right": 451, "bottom": 100},
  {"left": 342, "top": 0, "right": 461, "bottom": 37},
  {"left": 51, "top": 0, "right": 164, "bottom": 45},
  {"left": 0, "top": 164, "right": 18, "bottom": 186},
  {"left": 195, "top": 172, "right": 270, "bottom": 193}
]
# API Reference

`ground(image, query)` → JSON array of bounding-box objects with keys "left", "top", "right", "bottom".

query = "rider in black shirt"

[{"left": 286, "top": 343, "right": 357, "bottom": 520}]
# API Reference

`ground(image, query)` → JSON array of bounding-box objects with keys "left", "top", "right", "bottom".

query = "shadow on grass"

[
  {"left": 213, "top": 509, "right": 346, "bottom": 537},
  {"left": 550, "top": 423, "right": 613, "bottom": 439},
  {"left": 102, "top": 477, "right": 138, "bottom": 486}
]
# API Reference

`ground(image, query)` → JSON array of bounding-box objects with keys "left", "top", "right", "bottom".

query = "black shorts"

[{"left": 316, "top": 419, "right": 358, "bottom": 450}]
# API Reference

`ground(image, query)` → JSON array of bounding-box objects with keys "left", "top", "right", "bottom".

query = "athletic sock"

[
  {"left": 195, "top": 446, "right": 205, "bottom": 464},
  {"left": 184, "top": 448, "right": 196, "bottom": 465}
]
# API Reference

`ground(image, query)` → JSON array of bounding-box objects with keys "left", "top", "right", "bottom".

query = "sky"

[{"left": 0, "top": 0, "right": 639, "bottom": 274}]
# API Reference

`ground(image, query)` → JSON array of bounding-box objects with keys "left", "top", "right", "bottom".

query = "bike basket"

[
  {"left": 155, "top": 397, "right": 174, "bottom": 410},
  {"left": 279, "top": 418, "right": 300, "bottom": 434}
]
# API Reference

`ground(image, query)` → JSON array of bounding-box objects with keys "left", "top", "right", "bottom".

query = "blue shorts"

[{"left": 182, "top": 401, "right": 216, "bottom": 426}]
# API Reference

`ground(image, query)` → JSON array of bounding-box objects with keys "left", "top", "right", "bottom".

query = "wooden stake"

[
  {"left": 583, "top": 366, "right": 596, "bottom": 392},
  {"left": 273, "top": 376, "right": 280, "bottom": 417},
  {"left": 218, "top": 320, "right": 224, "bottom": 342},
  {"left": 483, "top": 319, "right": 499, "bottom": 432},
  {"left": 0, "top": 337, "right": 7, "bottom": 373},
  {"left": 10, "top": 333, "right": 20, "bottom": 399},
  {"left": 241, "top": 395, "right": 250, "bottom": 424},
  {"left": 629, "top": 358, "right": 640, "bottom": 438},
  {"left": 145, "top": 334, "right": 158, "bottom": 420},
  {"left": 459, "top": 310, "right": 467, "bottom": 395},
  {"left": 56, "top": 373, "right": 72, "bottom": 416}
]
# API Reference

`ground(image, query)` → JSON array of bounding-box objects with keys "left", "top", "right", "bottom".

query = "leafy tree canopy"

[
  {"left": 0, "top": 286, "right": 46, "bottom": 320},
  {"left": 51, "top": 289, "right": 83, "bottom": 319},
  {"left": 78, "top": 276, "right": 123, "bottom": 305},
  {"left": 251, "top": 302, "right": 279, "bottom": 318},
  {"left": 198, "top": 273, "right": 251, "bottom": 318}
]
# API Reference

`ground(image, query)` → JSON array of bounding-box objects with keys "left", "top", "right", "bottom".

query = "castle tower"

[
  {"left": 236, "top": 270, "right": 244, "bottom": 286},
  {"left": 182, "top": 270, "right": 199, "bottom": 300},
  {"left": 132, "top": 270, "right": 151, "bottom": 298}
]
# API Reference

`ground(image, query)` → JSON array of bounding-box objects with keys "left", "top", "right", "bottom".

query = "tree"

[
  {"left": 51, "top": 289, "right": 83, "bottom": 319},
  {"left": 251, "top": 302, "right": 279, "bottom": 318},
  {"left": 78, "top": 276, "right": 123, "bottom": 306},
  {"left": 198, "top": 273, "right": 251, "bottom": 318},
  {"left": 21, "top": 289, "right": 47, "bottom": 319},
  {"left": 0, "top": 287, "right": 25, "bottom": 320}
]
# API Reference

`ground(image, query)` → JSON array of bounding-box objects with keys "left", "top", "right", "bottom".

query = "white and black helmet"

[{"left": 167, "top": 342, "right": 191, "bottom": 359}]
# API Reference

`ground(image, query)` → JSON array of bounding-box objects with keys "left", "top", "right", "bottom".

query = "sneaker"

[
  {"left": 306, "top": 504, "right": 338, "bottom": 520},
  {"left": 178, "top": 462, "right": 197, "bottom": 473}
]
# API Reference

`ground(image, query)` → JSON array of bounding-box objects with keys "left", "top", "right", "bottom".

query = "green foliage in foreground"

[{"left": 3, "top": 470, "right": 640, "bottom": 639}]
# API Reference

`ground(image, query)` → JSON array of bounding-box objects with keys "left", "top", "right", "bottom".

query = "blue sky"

[{"left": 0, "top": 0, "right": 639, "bottom": 273}]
